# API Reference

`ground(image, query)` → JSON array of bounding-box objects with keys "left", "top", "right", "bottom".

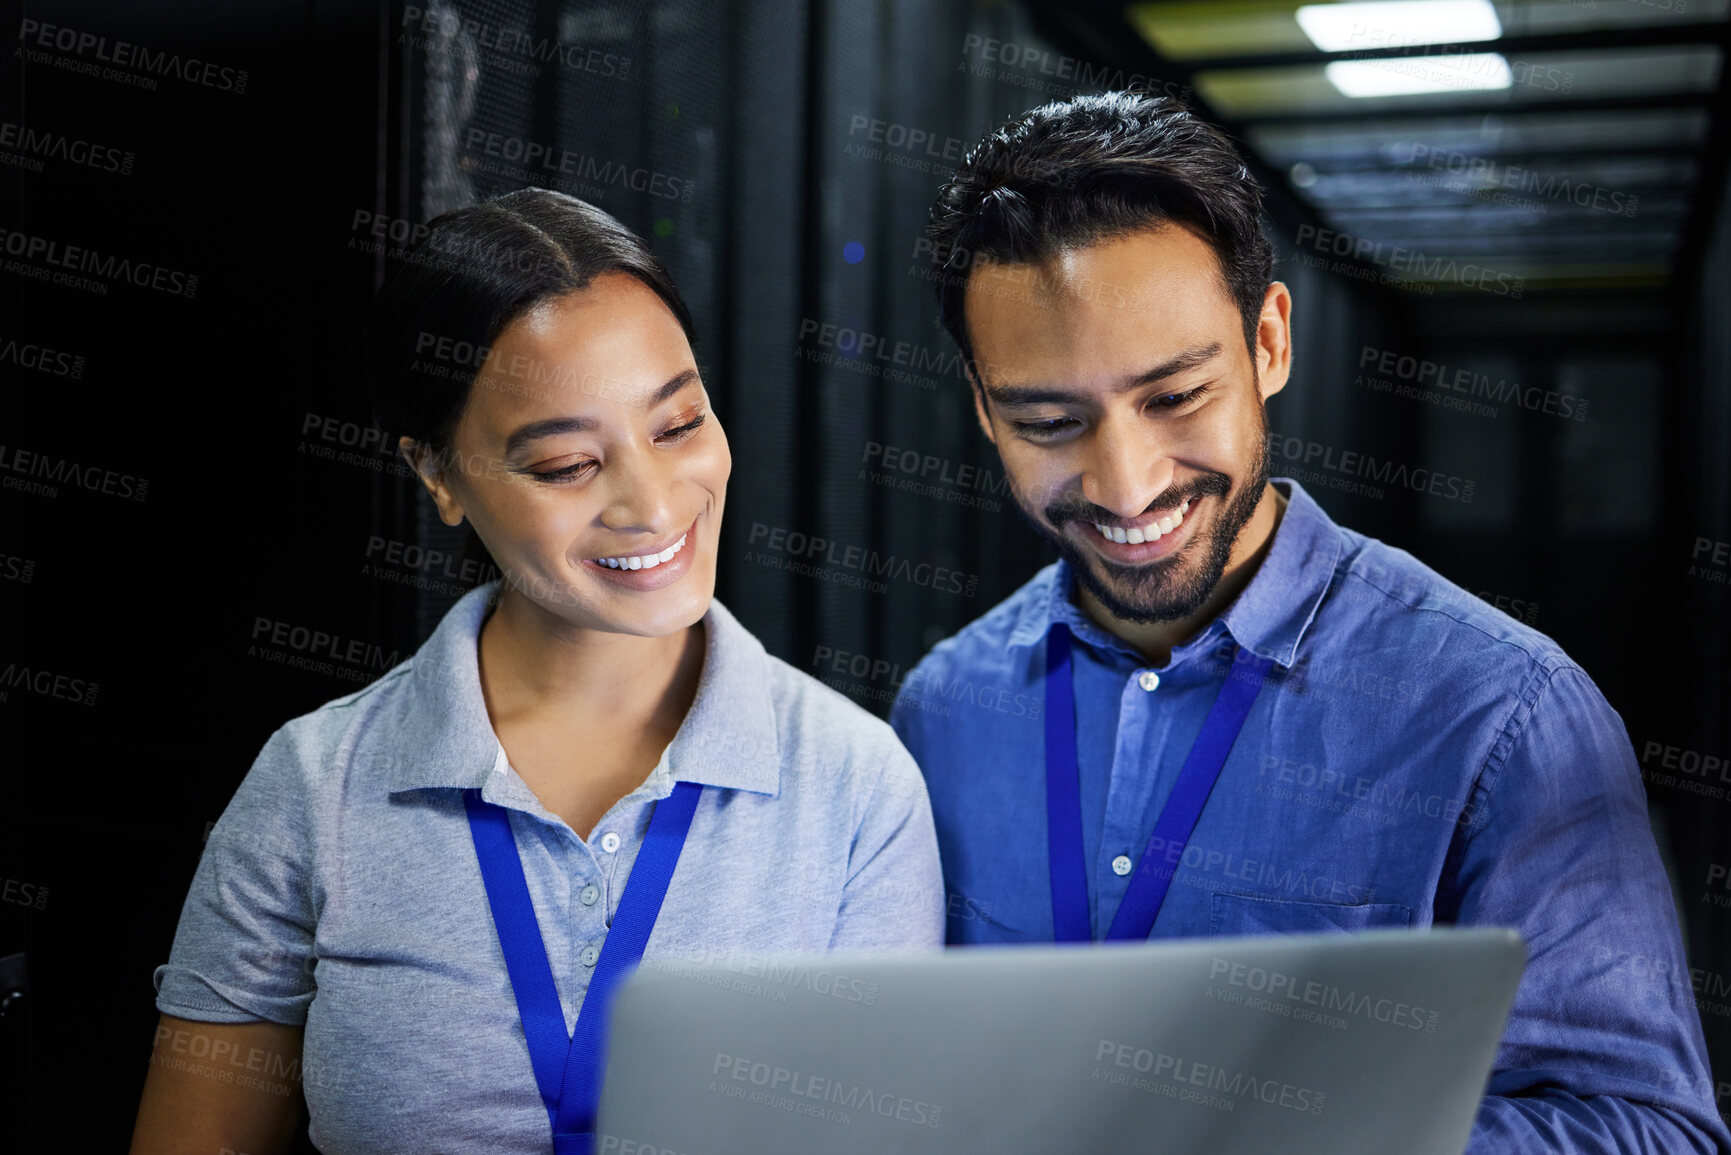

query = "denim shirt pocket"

[{"left": 1209, "top": 892, "right": 1414, "bottom": 937}]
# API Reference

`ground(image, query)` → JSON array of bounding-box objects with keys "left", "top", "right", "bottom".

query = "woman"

[{"left": 130, "top": 189, "right": 944, "bottom": 1155}]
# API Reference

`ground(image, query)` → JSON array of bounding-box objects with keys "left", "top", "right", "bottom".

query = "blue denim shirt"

[{"left": 891, "top": 477, "right": 1728, "bottom": 1153}]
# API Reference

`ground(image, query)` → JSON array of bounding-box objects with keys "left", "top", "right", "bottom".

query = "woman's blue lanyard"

[
  {"left": 1044, "top": 620, "right": 1272, "bottom": 942},
  {"left": 463, "top": 780, "right": 703, "bottom": 1155}
]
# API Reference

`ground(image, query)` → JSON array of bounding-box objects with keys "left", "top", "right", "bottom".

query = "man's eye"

[
  {"left": 1013, "top": 417, "right": 1078, "bottom": 438},
  {"left": 1152, "top": 384, "right": 1210, "bottom": 409}
]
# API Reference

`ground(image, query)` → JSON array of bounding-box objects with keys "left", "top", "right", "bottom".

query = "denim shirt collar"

[
  {"left": 389, "top": 580, "right": 781, "bottom": 796},
  {"left": 1004, "top": 477, "right": 1341, "bottom": 670}
]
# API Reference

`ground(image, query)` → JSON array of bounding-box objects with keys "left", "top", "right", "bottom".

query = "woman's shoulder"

[
  {"left": 704, "top": 599, "right": 904, "bottom": 766},
  {"left": 249, "top": 662, "right": 416, "bottom": 789}
]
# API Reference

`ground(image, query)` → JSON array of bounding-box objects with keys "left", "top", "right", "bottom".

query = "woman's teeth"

[
  {"left": 596, "top": 532, "right": 688, "bottom": 570},
  {"left": 1095, "top": 498, "right": 1191, "bottom": 545}
]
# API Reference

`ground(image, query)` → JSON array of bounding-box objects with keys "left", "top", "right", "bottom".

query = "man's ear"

[
  {"left": 967, "top": 363, "right": 997, "bottom": 446},
  {"left": 1254, "top": 281, "right": 1293, "bottom": 403},
  {"left": 399, "top": 436, "right": 467, "bottom": 528}
]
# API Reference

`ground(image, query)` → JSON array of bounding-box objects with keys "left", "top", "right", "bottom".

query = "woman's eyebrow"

[{"left": 502, "top": 369, "right": 701, "bottom": 454}]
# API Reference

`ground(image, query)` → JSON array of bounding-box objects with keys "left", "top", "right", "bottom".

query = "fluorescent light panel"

[
  {"left": 1325, "top": 53, "right": 1512, "bottom": 96},
  {"left": 1296, "top": 0, "right": 1502, "bottom": 54}
]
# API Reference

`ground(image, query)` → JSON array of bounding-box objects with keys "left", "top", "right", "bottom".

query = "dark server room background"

[{"left": 1, "top": 0, "right": 1729, "bottom": 1148}]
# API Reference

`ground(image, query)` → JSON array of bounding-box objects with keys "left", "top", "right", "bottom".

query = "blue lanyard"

[
  {"left": 1044, "top": 620, "right": 1272, "bottom": 942},
  {"left": 463, "top": 780, "right": 703, "bottom": 1155}
]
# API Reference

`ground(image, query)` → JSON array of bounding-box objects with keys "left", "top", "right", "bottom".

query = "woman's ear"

[{"left": 399, "top": 436, "right": 467, "bottom": 528}]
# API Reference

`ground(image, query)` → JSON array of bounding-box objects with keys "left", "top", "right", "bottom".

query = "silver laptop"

[{"left": 598, "top": 927, "right": 1524, "bottom": 1155}]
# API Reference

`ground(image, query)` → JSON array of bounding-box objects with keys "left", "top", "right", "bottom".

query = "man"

[{"left": 889, "top": 90, "right": 1727, "bottom": 1152}]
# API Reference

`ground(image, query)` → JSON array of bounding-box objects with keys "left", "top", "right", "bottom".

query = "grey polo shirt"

[{"left": 153, "top": 580, "right": 943, "bottom": 1155}]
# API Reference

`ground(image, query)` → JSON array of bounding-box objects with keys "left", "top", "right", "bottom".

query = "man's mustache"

[{"left": 1041, "top": 474, "right": 1231, "bottom": 527}]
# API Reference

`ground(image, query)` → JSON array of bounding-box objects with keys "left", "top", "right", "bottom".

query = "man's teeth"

[
  {"left": 596, "top": 532, "right": 688, "bottom": 570},
  {"left": 1095, "top": 498, "right": 1191, "bottom": 544}
]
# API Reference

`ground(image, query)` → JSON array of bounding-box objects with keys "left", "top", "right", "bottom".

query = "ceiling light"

[
  {"left": 1296, "top": 0, "right": 1502, "bottom": 54},
  {"left": 1325, "top": 53, "right": 1513, "bottom": 97}
]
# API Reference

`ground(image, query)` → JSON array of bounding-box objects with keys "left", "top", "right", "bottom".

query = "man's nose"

[{"left": 1080, "top": 416, "right": 1170, "bottom": 519}]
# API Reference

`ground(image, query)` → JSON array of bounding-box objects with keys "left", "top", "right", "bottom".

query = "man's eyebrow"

[
  {"left": 502, "top": 369, "right": 701, "bottom": 454},
  {"left": 983, "top": 342, "right": 1224, "bottom": 407}
]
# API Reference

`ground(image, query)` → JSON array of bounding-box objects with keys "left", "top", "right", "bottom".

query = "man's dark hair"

[{"left": 925, "top": 90, "right": 1273, "bottom": 377}]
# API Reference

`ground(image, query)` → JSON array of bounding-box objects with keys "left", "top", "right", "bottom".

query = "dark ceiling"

[{"left": 1026, "top": 0, "right": 1730, "bottom": 297}]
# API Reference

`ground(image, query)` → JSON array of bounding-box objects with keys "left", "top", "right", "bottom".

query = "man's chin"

[{"left": 1055, "top": 537, "right": 1215, "bottom": 625}]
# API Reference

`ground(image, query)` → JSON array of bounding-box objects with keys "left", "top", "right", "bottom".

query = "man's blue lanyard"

[
  {"left": 1044, "top": 620, "right": 1272, "bottom": 942},
  {"left": 463, "top": 780, "right": 703, "bottom": 1155}
]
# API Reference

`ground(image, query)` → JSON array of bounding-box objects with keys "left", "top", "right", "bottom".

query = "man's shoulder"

[
  {"left": 1326, "top": 527, "right": 1571, "bottom": 679},
  {"left": 908, "top": 561, "right": 1058, "bottom": 681}
]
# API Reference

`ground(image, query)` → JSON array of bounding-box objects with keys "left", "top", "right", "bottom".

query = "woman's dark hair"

[
  {"left": 925, "top": 90, "right": 1273, "bottom": 375},
  {"left": 365, "top": 187, "right": 695, "bottom": 454}
]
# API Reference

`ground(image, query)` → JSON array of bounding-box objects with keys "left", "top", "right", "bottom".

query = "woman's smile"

[{"left": 580, "top": 516, "right": 700, "bottom": 591}]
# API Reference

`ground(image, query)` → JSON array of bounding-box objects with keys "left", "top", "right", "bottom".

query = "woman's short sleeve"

[{"left": 152, "top": 726, "right": 319, "bottom": 1025}]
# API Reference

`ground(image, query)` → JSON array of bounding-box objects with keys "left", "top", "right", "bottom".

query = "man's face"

[{"left": 963, "top": 223, "right": 1290, "bottom": 624}]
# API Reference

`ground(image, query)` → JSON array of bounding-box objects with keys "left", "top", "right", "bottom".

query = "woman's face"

[{"left": 408, "top": 272, "right": 730, "bottom": 638}]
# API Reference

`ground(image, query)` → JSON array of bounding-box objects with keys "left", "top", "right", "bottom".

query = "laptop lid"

[{"left": 598, "top": 926, "right": 1524, "bottom": 1155}]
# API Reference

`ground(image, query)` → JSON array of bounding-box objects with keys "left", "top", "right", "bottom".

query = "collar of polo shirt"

[{"left": 389, "top": 583, "right": 782, "bottom": 799}]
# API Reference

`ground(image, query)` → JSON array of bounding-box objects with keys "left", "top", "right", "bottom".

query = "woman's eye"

[
  {"left": 528, "top": 461, "right": 594, "bottom": 484},
  {"left": 658, "top": 412, "right": 707, "bottom": 442}
]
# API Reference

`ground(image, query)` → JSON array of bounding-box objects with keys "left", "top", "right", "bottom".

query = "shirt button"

[
  {"left": 580, "top": 884, "right": 599, "bottom": 906},
  {"left": 1137, "top": 671, "right": 1160, "bottom": 692},
  {"left": 1112, "top": 855, "right": 1134, "bottom": 876},
  {"left": 599, "top": 831, "right": 621, "bottom": 853},
  {"left": 580, "top": 945, "right": 600, "bottom": 967}
]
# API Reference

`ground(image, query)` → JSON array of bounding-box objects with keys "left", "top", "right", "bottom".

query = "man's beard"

[{"left": 1019, "top": 439, "right": 1271, "bottom": 625}]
